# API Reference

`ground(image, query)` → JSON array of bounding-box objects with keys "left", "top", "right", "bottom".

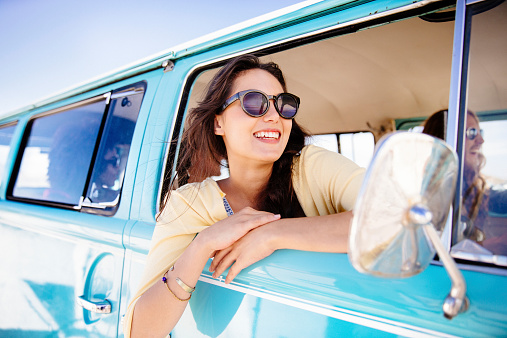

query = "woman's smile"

[{"left": 253, "top": 129, "right": 281, "bottom": 142}]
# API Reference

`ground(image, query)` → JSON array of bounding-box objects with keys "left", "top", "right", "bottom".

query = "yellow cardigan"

[{"left": 123, "top": 144, "right": 365, "bottom": 336}]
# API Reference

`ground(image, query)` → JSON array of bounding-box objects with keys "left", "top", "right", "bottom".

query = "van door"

[{"left": 0, "top": 79, "right": 150, "bottom": 336}]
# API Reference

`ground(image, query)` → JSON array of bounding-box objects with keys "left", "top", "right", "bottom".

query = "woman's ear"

[{"left": 214, "top": 116, "right": 224, "bottom": 135}]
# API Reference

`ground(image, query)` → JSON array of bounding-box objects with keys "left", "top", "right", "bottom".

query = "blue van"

[{"left": 0, "top": 0, "right": 506, "bottom": 336}]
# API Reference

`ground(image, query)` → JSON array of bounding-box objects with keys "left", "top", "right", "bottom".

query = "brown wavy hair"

[
  {"left": 422, "top": 109, "right": 447, "bottom": 140},
  {"left": 462, "top": 111, "right": 488, "bottom": 236},
  {"left": 161, "top": 54, "right": 308, "bottom": 218}
]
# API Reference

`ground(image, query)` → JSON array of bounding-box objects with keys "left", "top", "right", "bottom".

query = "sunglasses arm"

[{"left": 222, "top": 93, "right": 240, "bottom": 111}]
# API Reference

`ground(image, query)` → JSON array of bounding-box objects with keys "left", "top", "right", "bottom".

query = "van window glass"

[
  {"left": 307, "top": 134, "right": 339, "bottom": 152},
  {"left": 338, "top": 132, "right": 374, "bottom": 168},
  {"left": 306, "top": 132, "right": 374, "bottom": 168},
  {"left": 85, "top": 82, "right": 145, "bottom": 208},
  {"left": 0, "top": 123, "right": 17, "bottom": 179},
  {"left": 451, "top": 1, "right": 507, "bottom": 263},
  {"left": 12, "top": 99, "right": 106, "bottom": 205}
]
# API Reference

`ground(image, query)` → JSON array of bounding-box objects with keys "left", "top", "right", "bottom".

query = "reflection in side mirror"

[{"left": 349, "top": 132, "right": 469, "bottom": 319}]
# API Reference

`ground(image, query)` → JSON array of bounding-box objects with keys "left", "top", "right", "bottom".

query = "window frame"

[
  {"left": 6, "top": 81, "right": 147, "bottom": 215},
  {"left": 81, "top": 82, "right": 147, "bottom": 216},
  {"left": 6, "top": 93, "right": 111, "bottom": 210},
  {"left": 444, "top": 0, "right": 507, "bottom": 269},
  {"left": 0, "top": 121, "right": 19, "bottom": 191}
]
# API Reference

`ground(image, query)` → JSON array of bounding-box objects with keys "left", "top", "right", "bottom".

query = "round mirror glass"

[{"left": 349, "top": 132, "right": 458, "bottom": 278}]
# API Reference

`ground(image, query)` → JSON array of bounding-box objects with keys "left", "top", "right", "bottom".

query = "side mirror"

[{"left": 349, "top": 132, "right": 469, "bottom": 319}]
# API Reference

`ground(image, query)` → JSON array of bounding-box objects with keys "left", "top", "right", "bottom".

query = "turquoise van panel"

[
  {"left": 154, "top": 251, "right": 506, "bottom": 337},
  {"left": 0, "top": 202, "right": 124, "bottom": 337},
  {"left": 0, "top": 70, "right": 164, "bottom": 337}
]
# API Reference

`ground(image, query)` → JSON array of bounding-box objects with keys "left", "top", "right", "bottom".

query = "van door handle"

[{"left": 77, "top": 295, "right": 112, "bottom": 314}]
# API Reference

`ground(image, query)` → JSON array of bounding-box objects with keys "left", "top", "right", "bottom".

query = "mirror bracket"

[
  {"left": 407, "top": 203, "right": 469, "bottom": 318},
  {"left": 423, "top": 223, "right": 469, "bottom": 319},
  {"left": 408, "top": 203, "right": 469, "bottom": 319}
]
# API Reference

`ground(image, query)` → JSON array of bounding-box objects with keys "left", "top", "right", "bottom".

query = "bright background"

[{"left": 0, "top": 0, "right": 305, "bottom": 117}]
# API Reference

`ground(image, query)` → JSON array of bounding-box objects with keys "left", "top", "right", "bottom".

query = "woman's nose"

[
  {"left": 263, "top": 100, "right": 279, "bottom": 122},
  {"left": 476, "top": 133, "right": 484, "bottom": 145}
]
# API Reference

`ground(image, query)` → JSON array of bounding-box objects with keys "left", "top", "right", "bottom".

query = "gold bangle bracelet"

[
  {"left": 170, "top": 265, "right": 195, "bottom": 293},
  {"left": 162, "top": 272, "right": 191, "bottom": 302}
]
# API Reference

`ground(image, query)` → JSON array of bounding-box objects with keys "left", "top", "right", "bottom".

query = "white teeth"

[{"left": 255, "top": 131, "right": 280, "bottom": 139}]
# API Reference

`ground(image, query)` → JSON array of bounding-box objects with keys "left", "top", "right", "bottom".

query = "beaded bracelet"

[
  {"left": 162, "top": 272, "right": 191, "bottom": 302},
  {"left": 170, "top": 265, "right": 195, "bottom": 293}
]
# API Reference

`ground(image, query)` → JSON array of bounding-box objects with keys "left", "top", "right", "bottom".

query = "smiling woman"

[{"left": 125, "top": 55, "right": 365, "bottom": 337}]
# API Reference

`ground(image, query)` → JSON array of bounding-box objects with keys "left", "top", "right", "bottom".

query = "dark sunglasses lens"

[
  {"left": 105, "top": 156, "right": 120, "bottom": 167},
  {"left": 243, "top": 92, "right": 268, "bottom": 116},
  {"left": 469, "top": 128, "right": 477, "bottom": 139},
  {"left": 277, "top": 94, "right": 298, "bottom": 118}
]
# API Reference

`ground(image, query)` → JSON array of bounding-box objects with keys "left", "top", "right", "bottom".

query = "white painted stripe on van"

[{"left": 198, "top": 275, "right": 459, "bottom": 338}]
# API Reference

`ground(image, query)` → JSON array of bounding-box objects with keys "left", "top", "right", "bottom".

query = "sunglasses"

[
  {"left": 222, "top": 90, "right": 300, "bottom": 119},
  {"left": 105, "top": 154, "right": 120, "bottom": 167},
  {"left": 104, "top": 146, "right": 127, "bottom": 167},
  {"left": 466, "top": 127, "right": 484, "bottom": 140}
]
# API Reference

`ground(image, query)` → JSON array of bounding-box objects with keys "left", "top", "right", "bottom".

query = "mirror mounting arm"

[{"left": 423, "top": 223, "right": 470, "bottom": 319}]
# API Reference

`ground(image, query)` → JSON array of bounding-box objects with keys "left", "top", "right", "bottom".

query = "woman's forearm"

[
  {"left": 271, "top": 211, "right": 352, "bottom": 253},
  {"left": 130, "top": 236, "right": 211, "bottom": 337},
  {"left": 130, "top": 208, "right": 280, "bottom": 337}
]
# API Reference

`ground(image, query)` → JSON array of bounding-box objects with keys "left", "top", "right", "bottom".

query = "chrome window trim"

[
  {"left": 452, "top": 251, "right": 507, "bottom": 267},
  {"left": 443, "top": 0, "right": 507, "bottom": 271},
  {"left": 110, "top": 88, "right": 144, "bottom": 99},
  {"left": 431, "top": 259, "right": 507, "bottom": 276},
  {"left": 0, "top": 121, "right": 18, "bottom": 129},
  {"left": 29, "top": 93, "right": 111, "bottom": 120},
  {"left": 156, "top": 0, "right": 451, "bottom": 213},
  {"left": 445, "top": 0, "right": 467, "bottom": 251}
]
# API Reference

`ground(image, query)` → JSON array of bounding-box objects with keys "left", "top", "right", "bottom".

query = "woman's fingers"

[
  {"left": 212, "top": 250, "right": 238, "bottom": 279},
  {"left": 209, "top": 247, "right": 231, "bottom": 272},
  {"left": 222, "top": 247, "right": 273, "bottom": 284}
]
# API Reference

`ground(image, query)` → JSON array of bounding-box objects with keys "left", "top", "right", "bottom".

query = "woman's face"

[
  {"left": 464, "top": 114, "right": 484, "bottom": 173},
  {"left": 100, "top": 144, "right": 129, "bottom": 187},
  {"left": 215, "top": 68, "right": 293, "bottom": 167}
]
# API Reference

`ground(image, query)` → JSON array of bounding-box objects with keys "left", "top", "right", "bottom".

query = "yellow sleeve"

[
  {"left": 123, "top": 178, "right": 227, "bottom": 337},
  {"left": 293, "top": 145, "right": 365, "bottom": 217}
]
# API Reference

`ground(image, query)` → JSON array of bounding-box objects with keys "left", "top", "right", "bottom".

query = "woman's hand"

[
  {"left": 197, "top": 207, "right": 280, "bottom": 257},
  {"left": 208, "top": 212, "right": 353, "bottom": 283},
  {"left": 209, "top": 222, "right": 278, "bottom": 283}
]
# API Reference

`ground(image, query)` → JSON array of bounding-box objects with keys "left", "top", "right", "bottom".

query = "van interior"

[{"left": 189, "top": 2, "right": 506, "bottom": 143}]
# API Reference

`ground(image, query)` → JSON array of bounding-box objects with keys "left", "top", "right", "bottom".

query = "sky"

[{"left": 0, "top": 0, "right": 305, "bottom": 117}]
